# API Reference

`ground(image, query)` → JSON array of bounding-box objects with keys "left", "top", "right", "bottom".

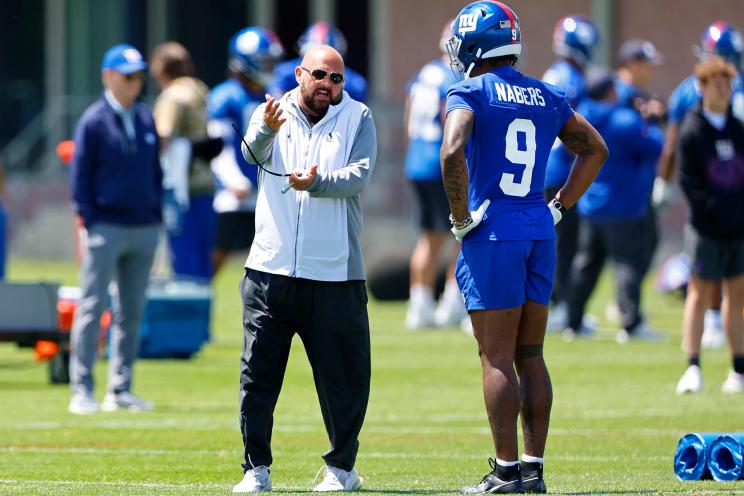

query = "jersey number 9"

[{"left": 500, "top": 118, "right": 536, "bottom": 197}]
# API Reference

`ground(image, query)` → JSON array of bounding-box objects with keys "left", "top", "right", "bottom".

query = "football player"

[
  {"left": 403, "top": 20, "right": 464, "bottom": 330},
  {"left": 441, "top": 2, "right": 607, "bottom": 493}
]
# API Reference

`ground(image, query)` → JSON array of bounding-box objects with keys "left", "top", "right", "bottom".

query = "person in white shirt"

[{"left": 232, "top": 45, "right": 377, "bottom": 493}]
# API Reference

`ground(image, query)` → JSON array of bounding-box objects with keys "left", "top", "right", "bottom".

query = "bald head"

[
  {"left": 295, "top": 44, "right": 346, "bottom": 117},
  {"left": 301, "top": 45, "right": 345, "bottom": 73}
]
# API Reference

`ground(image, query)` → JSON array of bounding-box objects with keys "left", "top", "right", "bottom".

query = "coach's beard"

[{"left": 300, "top": 83, "right": 343, "bottom": 118}]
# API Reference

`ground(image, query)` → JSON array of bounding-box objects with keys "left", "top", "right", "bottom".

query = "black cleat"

[
  {"left": 461, "top": 459, "right": 525, "bottom": 494},
  {"left": 520, "top": 461, "right": 546, "bottom": 494}
]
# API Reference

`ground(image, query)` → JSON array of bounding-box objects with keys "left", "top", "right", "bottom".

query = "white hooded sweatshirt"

[{"left": 242, "top": 88, "right": 377, "bottom": 282}]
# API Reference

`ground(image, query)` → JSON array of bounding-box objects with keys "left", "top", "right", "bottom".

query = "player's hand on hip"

[
  {"left": 288, "top": 165, "right": 318, "bottom": 191},
  {"left": 652, "top": 177, "right": 672, "bottom": 212},
  {"left": 451, "top": 199, "right": 490, "bottom": 243},
  {"left": 263, "top": 94, "right": 286, "bottom": 132},
  {"left": 548, "top": 199, "right": 563, "bottom": 225}
]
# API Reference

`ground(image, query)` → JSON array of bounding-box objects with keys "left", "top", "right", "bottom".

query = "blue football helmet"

[
  {"left": 552, "top": 15, "right": 600, "bottom": 67},
  {"left": 228, "top": 27, "right": 285, "bottom": 86},
  {"left": 446, "top": 1, "right": 521, "bottom": 79},
  {"left": 297, "top": 21, "right": 348, "bottom": 57},
  {"left": 698, "top": 21, "right": 743, "bottom": 68}
]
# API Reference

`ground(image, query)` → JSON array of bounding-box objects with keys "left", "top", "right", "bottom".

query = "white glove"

[
  {"left": 548, "top": 199, "right": 563, "bottom": 225},
  {"left": 652, "top": 177, "right": 672, "bottom": 211},
  {"left": 451, "top": 199, "right": 490, "bottom": 242}
]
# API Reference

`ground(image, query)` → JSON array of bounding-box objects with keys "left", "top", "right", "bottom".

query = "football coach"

[{"left": 232, "top": 45, "right": 377, "bottom": 493}]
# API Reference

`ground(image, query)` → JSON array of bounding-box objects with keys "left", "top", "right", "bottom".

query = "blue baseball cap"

[{"left": 101, "top": 44, "right": 147, "bottom": 74}]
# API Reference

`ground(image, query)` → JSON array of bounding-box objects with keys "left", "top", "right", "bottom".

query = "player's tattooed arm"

[
  {"left": 441, "top": 108, "right": 475, "bottom": 221},
  {"left": 555, "top": 112, "right": 608, "bottom": 209}
]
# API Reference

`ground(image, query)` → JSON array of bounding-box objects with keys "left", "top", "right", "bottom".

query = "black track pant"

[
  {"left": 566, "top": 218, "right": 649, "bottom": 332},
  {"left": 238, "top": 269, "right": 371, "bottom": 472}
]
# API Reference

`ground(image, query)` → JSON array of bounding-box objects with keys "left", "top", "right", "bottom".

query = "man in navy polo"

[{"left": 68, "top": 44, "right": 162, "bottom": 415}]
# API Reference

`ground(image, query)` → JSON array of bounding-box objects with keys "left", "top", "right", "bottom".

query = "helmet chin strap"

[{"left": 464, "top": 48, "right": 483, "bottom": 79}]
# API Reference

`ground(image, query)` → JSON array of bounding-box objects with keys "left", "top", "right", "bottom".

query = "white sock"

[
  {"left": 443, "top": 279, "right": 460, "bottom": 299},
  {"left": 495, "top": 458, "right": 520, "bottom": 467},
  {"left": 522, "top": 454, "right": 544, "bottom": 464},
  {"left": 409, "top": 284, "right": 434, "bottom": 307}
]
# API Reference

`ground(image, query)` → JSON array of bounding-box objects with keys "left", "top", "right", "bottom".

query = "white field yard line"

[
  {"left": 0, "top": 479, "right": 228, "bottom": 490},
  {"left": 0, "top": 446, "right": 667, "bottom": 462},
  {"left": 2, "top": 408, "right": 679, "bottom": 431},
  {"left": 4, "top": 420, "right": 685, "bottom": 437}
]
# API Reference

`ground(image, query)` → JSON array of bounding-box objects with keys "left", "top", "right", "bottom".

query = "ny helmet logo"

[{"left": 458, "top": 14, "right": 478, "bottom": 34}]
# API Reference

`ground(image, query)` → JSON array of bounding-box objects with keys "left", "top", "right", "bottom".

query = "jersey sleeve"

[
  {"left": 668, "top": 79, "right": 695, "bottom": 125},
  {"left": 445, "top": 82, "right": 479, "bottom": 115},
  {"left": 557, "top": 95, "right": 575, "bottom": 126}
]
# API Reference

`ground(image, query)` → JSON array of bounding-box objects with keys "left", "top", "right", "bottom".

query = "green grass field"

[{"left": 2, "top": 257, "right": 744, "bottom": 495}]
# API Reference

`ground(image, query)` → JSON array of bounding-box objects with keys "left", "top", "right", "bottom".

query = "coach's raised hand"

[{"left": 263, "top": 94, "right": 286, "bottom": 132}]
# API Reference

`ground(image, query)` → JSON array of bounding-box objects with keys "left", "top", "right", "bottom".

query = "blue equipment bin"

[{"left": 138, "top": 279, "right": 212, "bottom": 359}]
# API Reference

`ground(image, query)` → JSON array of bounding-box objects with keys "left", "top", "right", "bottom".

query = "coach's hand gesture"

[
  {"left": 263, "top": 94, "right": 286, "bottom": 132},
  {"left": 289, "top": 165, "right": 317, "bottom": 191}
]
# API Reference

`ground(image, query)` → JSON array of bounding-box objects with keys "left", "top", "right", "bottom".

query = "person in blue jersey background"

[
  {"left": 541, "top": 15, "right": 600, "bottom": 332},
  {"left": 271, "top": 21, "right": 368, "bottom": 103},
  {"left": 441, "top": 2, "right": 607, "bottom": 494},
  {"left": 403, "top": 20, "right": 464, "bottom": 330},
  {"left": 207, "top": 27, "right": 284, "bottom": 275},
  {"left": 562, "top": 68, "right": 664, "bottom": 345},
  {"left": 612, "top": 39, "right": 666, "bottom": 332},
  {"left": 656, "top": 21, "right": 744, "bottom": 349}
]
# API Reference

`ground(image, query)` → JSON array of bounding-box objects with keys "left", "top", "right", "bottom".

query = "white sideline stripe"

[
  {"left": 1, "top": 446, "right": 232, "bottom": 456},
  {"left": 0, "top": 479, "right": 228, "bottom": 490},
  {"left": 0, "top": 446, "right": 667, "bottom": 463},
  {"left": 0, "top": 479, "right": 321, "bottom": 491}
]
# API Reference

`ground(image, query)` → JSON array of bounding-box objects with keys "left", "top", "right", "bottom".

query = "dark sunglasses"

[
  {"left": 123, "top": 72, "right": 146, "bottom": 82},
  {"left": 300, "top": 66, "right": 344, "bottom": 85}
]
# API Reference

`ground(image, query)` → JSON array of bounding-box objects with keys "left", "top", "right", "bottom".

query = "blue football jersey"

[
  {"left": 614, "top": 79, "right": 643, "bottom": 109},
  {"left": 542, "top": 59, "right": 586, "bottom": 108},
  {"left": 270, "top": 56, "right": 368, "bottom": 103},
  {"left": 669, "top": 72, "right": 744, "bottom": 125},
  {"left": 207, "top": 78, "right": 264, "bottom": 186},
  {"left": 542, "top": 59, "right": 585, "bottom": 189},
  {"left": 668, "top": 75, "right": 700, "bottom": 125},
  {"left": 446, "top": 65, "right": 574, "bottom": 242},
  {"left": 404, "top": 58, "right": 458, "bottom": 181}
]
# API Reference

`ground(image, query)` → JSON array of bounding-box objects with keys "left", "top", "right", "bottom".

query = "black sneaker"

[
  {"left": 461, "top": 458, "right": 525, "bottom": 494},
  {"left": 520, "top": 461, "right": 546, "bottom": 493}
]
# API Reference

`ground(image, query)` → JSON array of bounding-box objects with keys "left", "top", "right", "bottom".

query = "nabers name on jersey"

[{"left": 494, "top": 82, "right": 546, "bottom": 107}]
